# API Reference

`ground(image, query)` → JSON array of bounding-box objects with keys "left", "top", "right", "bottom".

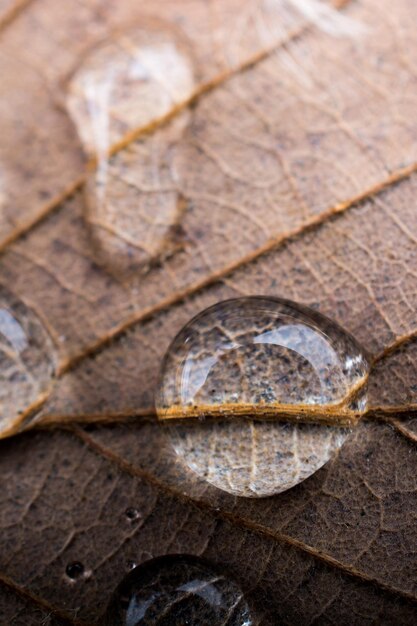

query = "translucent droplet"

[
  {"left": 66, "top": 24, "right": 195, "bottom": 155},
  {"left": 0, "top": 286, "right": 56, "bottom": 437},
  {"left": 66, "top": 24, "right": 195, "bottom": 277},
  {"left": 156, "top": 297, "right": 369, "bottom": 497},
  {"left": 83, "top": 113, "right": 190, "bottom": 277},
  {"left": 104, "top": 554, "right": 253, "bottom": 626}
]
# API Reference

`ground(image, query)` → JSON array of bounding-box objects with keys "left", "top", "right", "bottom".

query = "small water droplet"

[
  {"left": 156, "top": 297, "right": 370, "bottom": 497},
  {"left": 65, "top": 561, "right": 84, "bottom": 580},
  {"left": 104, "top": 554, "right": 253, "bottom": 625},
  {"left": 125, "top": 507, "right": 142, "bottom": 522},
  {"left": 0, "top": 286, "right": 56, "bottom": 436}
]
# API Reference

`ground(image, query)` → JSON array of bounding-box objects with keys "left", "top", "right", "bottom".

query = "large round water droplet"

[
  {"left": 104, "top": 554, "right": 252, "bottom": 626},
  {"left": 0, "top": 286, "right": 56, "bottom": 436},
  {"left": 156, "top": 297, "right": 369, "bottom": 497}
]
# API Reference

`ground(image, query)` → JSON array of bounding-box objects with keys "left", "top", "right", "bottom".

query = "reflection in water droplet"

[
  {"left": 0, "top": 308, "right": 28, "bottom": 353},
  {"left": 156, "top": 297, "right": 370, "bottom": 497},
  {"left": 0, "top": 286, "right": 56, "bottom": 436},
  {"left": 104, "top": 554, "right": 253, "bottom": 626}
]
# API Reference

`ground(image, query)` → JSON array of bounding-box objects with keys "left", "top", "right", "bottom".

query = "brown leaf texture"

[
  {"left": 2, "top": 426, "right": 417, "bottom": 625},
  {"left": 0, "top": 0, "right": 333, "bottom": 250},
  {"left": 0, "top": 0, "right": 414, "bottom": 402},
  {"left": 38, "top": 174, "right": 417, "bottom": 423},
  {"left": 0, "top": 0, "right": 417, "bottom": 623},
  {"left": 0, "top": 0, "right": 31, "bottom": 30}
]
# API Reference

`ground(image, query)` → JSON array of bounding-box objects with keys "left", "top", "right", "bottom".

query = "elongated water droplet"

[
  {"left": 104, "top": 554, "right": 252, "bottom": 626},
  {"left": 156, "top": 297, "right": 369, "bottom": 497},
  {"left": 0, "top": 286, "right": 56, "bottom": 436},
  {"left": 66, "top": 25, "right": 195, "bottom": 277}
]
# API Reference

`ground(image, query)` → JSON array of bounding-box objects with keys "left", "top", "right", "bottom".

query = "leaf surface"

[
  {"left": 0, "top": 0, "right": 416, "bottom": 624},
  {"left": 0, "top": 0, "right": 324, "bottom": 249}
]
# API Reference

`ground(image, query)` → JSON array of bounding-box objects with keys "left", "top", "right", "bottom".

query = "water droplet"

[
  {"left": 65, "top": 561, "right": 84, "bottom": 580},
  {"left": 0, "top": 286, "right": 56, "bottom": 436},
  {"left": 156, "top": 297, "right": 369, "bottom": 497},
  {"left": 66, "top": 24, "right": 195, "bottom": 155},
  {"left": 104, "top": 554, "right": 253, "bottom": 626},
  {"left": 126, "top": 560, "right": 138, "bottom": 572},
  {"left": 66, "top": 24, "right": 196, "bottom": 278},
  {"left": 83, "top": 114, "right": 190, "bottom": 277},
  {"left": 125, "top": 507, "right": 142, "bottom": 522}
]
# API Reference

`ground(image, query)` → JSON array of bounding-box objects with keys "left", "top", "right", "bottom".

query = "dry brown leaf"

[
  {"left": 38, "top": 173, "right": 417, "bottom": 423},
  {"left": 0, "top": 0, "right": 328, "bottom": 250},
  {"left": 0, "top": 0, "right": 31, "bottom": 30},
  {"left": 0, "top": 0, "right": 415, "bottom": 426},
  {"left": 0, "top": 581, "right": 68, "bottom": 626},
  {"left": 1, "top": 426, "right": 417, "bottom": 624},
  {"left": 0, "top": 0, "right": 416, "bottom": 623},
  {"left": 75, "top": 0, "right": 416, "bottom": 278},
  {"left": 369, "top": 339, "right": 417, "bottom": 409},
  {"left": 77, "top": 415, "right": 417, "bottom": 609},
  {"left": 367, "top": 337, "right": 417, "bottom": 444}
]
